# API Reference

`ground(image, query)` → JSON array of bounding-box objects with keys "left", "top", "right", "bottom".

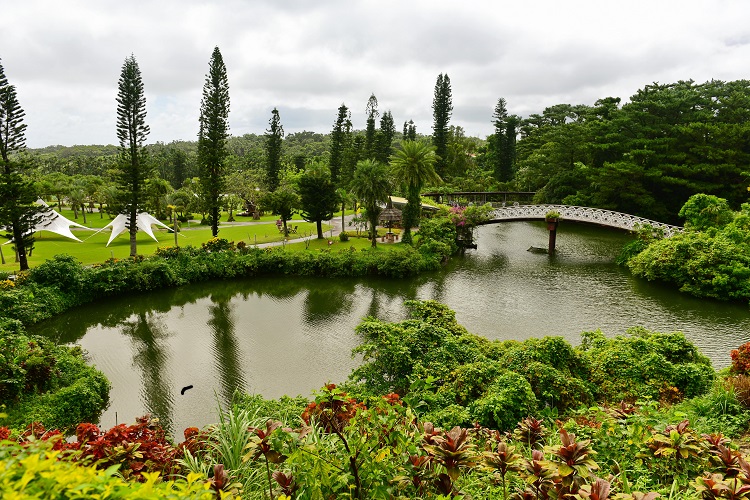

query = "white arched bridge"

[{"left": 484, "top": 204, "right": 684, "bottom": 237}]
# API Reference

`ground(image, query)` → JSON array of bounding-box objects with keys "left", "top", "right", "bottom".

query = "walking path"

[{"left": 244, "top": 214, "right": 355, "bottom": 249}]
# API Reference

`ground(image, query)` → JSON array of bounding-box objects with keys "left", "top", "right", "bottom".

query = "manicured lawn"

[
  {"left": 284, "top": 234, "right": 404, "bottom": 252},
  {"left": 0, "top": 219, "right": 330, "bottom": 272}
]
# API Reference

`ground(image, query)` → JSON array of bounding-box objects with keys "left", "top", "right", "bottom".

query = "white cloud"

[{"left": 2, "top": 0, "right": 749, "bottom": 147}]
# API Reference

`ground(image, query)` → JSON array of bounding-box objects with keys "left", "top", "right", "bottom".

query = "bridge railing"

[{"left": 487, "top": 204, "right": 683, "bottom": 237}]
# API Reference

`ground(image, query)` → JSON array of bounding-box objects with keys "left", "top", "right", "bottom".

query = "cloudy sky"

[{"left": 3, "top": 0, "right": 749, "bottom": 148}]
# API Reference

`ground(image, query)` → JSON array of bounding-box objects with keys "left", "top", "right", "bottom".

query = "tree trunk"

[
  {"left": 129, "top": 207, "right": 138, "bottom": 257},
  {"left": 13, "top": 221, "right": 29, "bottom": 271},
  {"left": 317, "top": 220, "right": 323, "bottom": 239},
  {"left": 81, "top": 204, "right": 87, "bottom": 224},
  {"left": 211, "top": 205, "right": 219, "bottom": 237},
  {"left": 370, "top": 214, "right": 377, "bottom": 248}
]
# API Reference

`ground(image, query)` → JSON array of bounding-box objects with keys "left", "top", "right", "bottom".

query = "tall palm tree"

[
  {"left": 390, "top": 139, "right": 441, "bottom": 244},
  {"left": 351, "top": 159, "right": 391, "bottom": 247}
]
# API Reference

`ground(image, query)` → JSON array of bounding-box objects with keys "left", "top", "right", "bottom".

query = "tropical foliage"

[
  {"left": 0, "top": 318, "right": 110, "bottom": 431},
  {"left": 351, "top": 159, "right": 392, "bottom": 247},
  {"left": 622, "top": 195, "right": 750, "bottom": 302},
  {"left": 390, "top": 139, "right": 440, "bottom": 245}
]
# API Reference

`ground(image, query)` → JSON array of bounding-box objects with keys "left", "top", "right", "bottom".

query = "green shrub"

[
  {"left": 499, "top": 337, "right": 593, "bottom": 409},
  {"left": 29, "top": 254, "right": 87, "bottom": 295},
  {"left": 580, "top": 328, "right": 714, "bottom": 402},
  {"left": 424, "top": 403, "right": 472, "bottom": 428},
  {"left": 441, "top": 360, "right": 504, "bottom": 406},
  {"left": 469, "top": 370, "right": 538, "bottom": 430},
  {"left": 0, "top": 321, "right": 110, "bottom": 432},
  {"left": 417, "top": 216, "right": 458, "bottom": 254},
  {"left": 625, "top": 203, "right": 750, "bottom": 302},
  {"left": 350, "top": 301, "right": 485, "bottom": 397}
]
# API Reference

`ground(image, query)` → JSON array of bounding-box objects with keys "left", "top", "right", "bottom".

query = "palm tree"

[
  {"left": 389, "top": 139, "right": 441, "bottom": 244},
  {"left": 335, "top": 187, "right": 354, "bottom": 233},
  {"left": 351, "top": 159, "right": 391, "bottom": 247},
  {"left": 67, "top": 186, "right": 87, "bottom": 223}
]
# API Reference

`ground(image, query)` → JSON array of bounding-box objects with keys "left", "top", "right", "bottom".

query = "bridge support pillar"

[{"left": 546, "top": 217, "right": 559, "bottom": 254}]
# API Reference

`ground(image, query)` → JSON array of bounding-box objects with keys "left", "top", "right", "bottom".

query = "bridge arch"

[{"left": 483, "top": 204, "right": 683, "bottom": 237}]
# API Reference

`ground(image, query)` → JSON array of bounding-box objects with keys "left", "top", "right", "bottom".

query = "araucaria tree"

[
  {"left": 198, "top": 46, "right": 230, "bottom": 237},
  {"left": 351, "top": 159, "right": 391, "bottom": 247},
  {"left": 492, "top": 97, "right": 518, "bottom": 182},
  {"left": 364, "top": 94, "right": 379, "bottom": 160},
  {"left": 115, "top": 54, "right": 151, "bottom": 257},
  {"left": 298, "top": 161, "right": 339, "bottom": 239},
  {"left": 432, "top": 73, "right": 452, "bottom": 178},
  {"left": 376, "top": 110, "right": 396, "bottom": 164},
  {"left": 0, "top": 59, "right": 41, "bottom": 270},
  {"left": 403, "top": 120, "right": 417, "bottom": 141},
  {"left": 390, "top": 140, "right": 440, "bottom": 245},
  {"left": 329, "top": 104, "right": 350, "bottom": 185},
  {"left": 265, "top": 107, "right": 284, "bottom": 191}
]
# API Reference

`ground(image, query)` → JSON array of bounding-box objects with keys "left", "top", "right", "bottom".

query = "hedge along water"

[{"left": 30, "top": 222, "right": 750, "bottom": 435}]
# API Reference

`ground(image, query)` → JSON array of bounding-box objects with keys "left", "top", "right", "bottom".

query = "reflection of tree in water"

[
  {"left": 362, "top": 273, "right": 434, "bottom": 320},
  {"left": 121, "top": 312, "right": 174, "bottom": 432},
  {"left": 303, "top": 283, "right": 356, "bottom": 325},
  {"left": 207, "top": 293, "right": 246, "bottom": 407}
]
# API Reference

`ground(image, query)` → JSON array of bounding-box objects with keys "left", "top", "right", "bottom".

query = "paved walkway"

[{"left": 251, "top": 214, "right": 355, "bottom": 248}]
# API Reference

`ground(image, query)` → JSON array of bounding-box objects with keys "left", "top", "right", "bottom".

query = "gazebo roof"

[{"left": 379, "top": 197, "right": 402, "bottom": 223}]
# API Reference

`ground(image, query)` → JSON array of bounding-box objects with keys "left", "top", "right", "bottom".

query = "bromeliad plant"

[
  {"left": 546, "top": 428, "right": 599, "bottom": 496},
  {"left": 514, "top": 417, "right": 548, "bottom": 450},
  {"left": 483, "top": 440, "right": 523, "bottom": 500},
  {"left": 643, "top": 420, "right": 705, "bottom": 481},
  {"left": 423, "top": 425, "right": 478, "bottom": 495}
]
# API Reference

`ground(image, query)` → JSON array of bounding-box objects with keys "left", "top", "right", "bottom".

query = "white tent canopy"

[
  {"left": 3, "top": 199, "right": 93, "bottom": 245},
  {"left": 36, "top": 207, "right": 92, "bottom": 242},
  {"left": 93, "top": 212, "right": 173, "bottom": 246}
]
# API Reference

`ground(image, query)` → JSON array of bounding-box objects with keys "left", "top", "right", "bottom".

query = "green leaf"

[{"left": 558, "top": 463, "right": 574, "bottom": 477}]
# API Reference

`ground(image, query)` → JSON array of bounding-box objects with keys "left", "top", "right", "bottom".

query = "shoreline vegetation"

[
  {"left": 2, "top": 202, "right": 750, "bottom": 497},
  {"left": 2, "top": 299, "right": 750, "bottom": 498}
]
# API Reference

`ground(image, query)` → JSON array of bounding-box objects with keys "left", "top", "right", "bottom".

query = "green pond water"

[{"left": 31, "top": 222, "right": 750, "bottom": 434}]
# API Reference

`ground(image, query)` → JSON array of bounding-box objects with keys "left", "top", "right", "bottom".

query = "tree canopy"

[
  {"left": 0, "top": 59, "right": 41, "bottom": 270},
  {"left": 390, "top": 140, "right": 440, "bottom": 244},
  {"left": 298, "top": 161, "right": 338, "bottom": 239},
  {"left": 115, "top": 54, "right": 151, "bottom": 257},
  {"left": 197, "top": 46, "right": 230, "bottom": 237},
  {"left": 351, "top": 159, "right": 391, "bottom": 247}
]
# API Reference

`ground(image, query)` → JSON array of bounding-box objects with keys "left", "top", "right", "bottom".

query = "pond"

[{"left": 31, "top": 222, "right": 750, "bottom": 434}]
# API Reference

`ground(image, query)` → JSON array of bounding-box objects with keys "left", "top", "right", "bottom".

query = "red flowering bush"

[
  {"left": 731, "top": 342, "right": 750, "bottom": 374},
  {"left": 301, "top": 383, "right": 367, "bottom": 434},
  {"left": 9, "top": 416, "right": 185, "bottom": 481}
]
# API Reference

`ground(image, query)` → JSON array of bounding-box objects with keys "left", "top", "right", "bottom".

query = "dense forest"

[{"left": 23, "top": 78, "right": 750, "bottom": 226}]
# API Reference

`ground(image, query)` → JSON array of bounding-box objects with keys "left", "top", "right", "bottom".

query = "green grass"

[
  {"left": 0, "top": 219, "right": 330, "bottom": 272},
  {"left": 284, "top": 234, "right": 404, "bottom": 252}
]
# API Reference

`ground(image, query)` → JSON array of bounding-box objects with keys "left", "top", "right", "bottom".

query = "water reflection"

[
  {"left": 121, "top": 312, "right": 174, "bottom": 430},
  {"left": 30, "top": 222, "right": 750, "bottom": 434},
  {"left": 303, "top": 284, "right": 356, "bottom": 325},
  {"left": 207, "top": 292, "right": 246, "bottom": 406}
]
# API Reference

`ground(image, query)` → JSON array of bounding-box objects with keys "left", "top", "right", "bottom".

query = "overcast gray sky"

[{"left": 3, "top": 0, "right": 749, "bottom": 148}]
